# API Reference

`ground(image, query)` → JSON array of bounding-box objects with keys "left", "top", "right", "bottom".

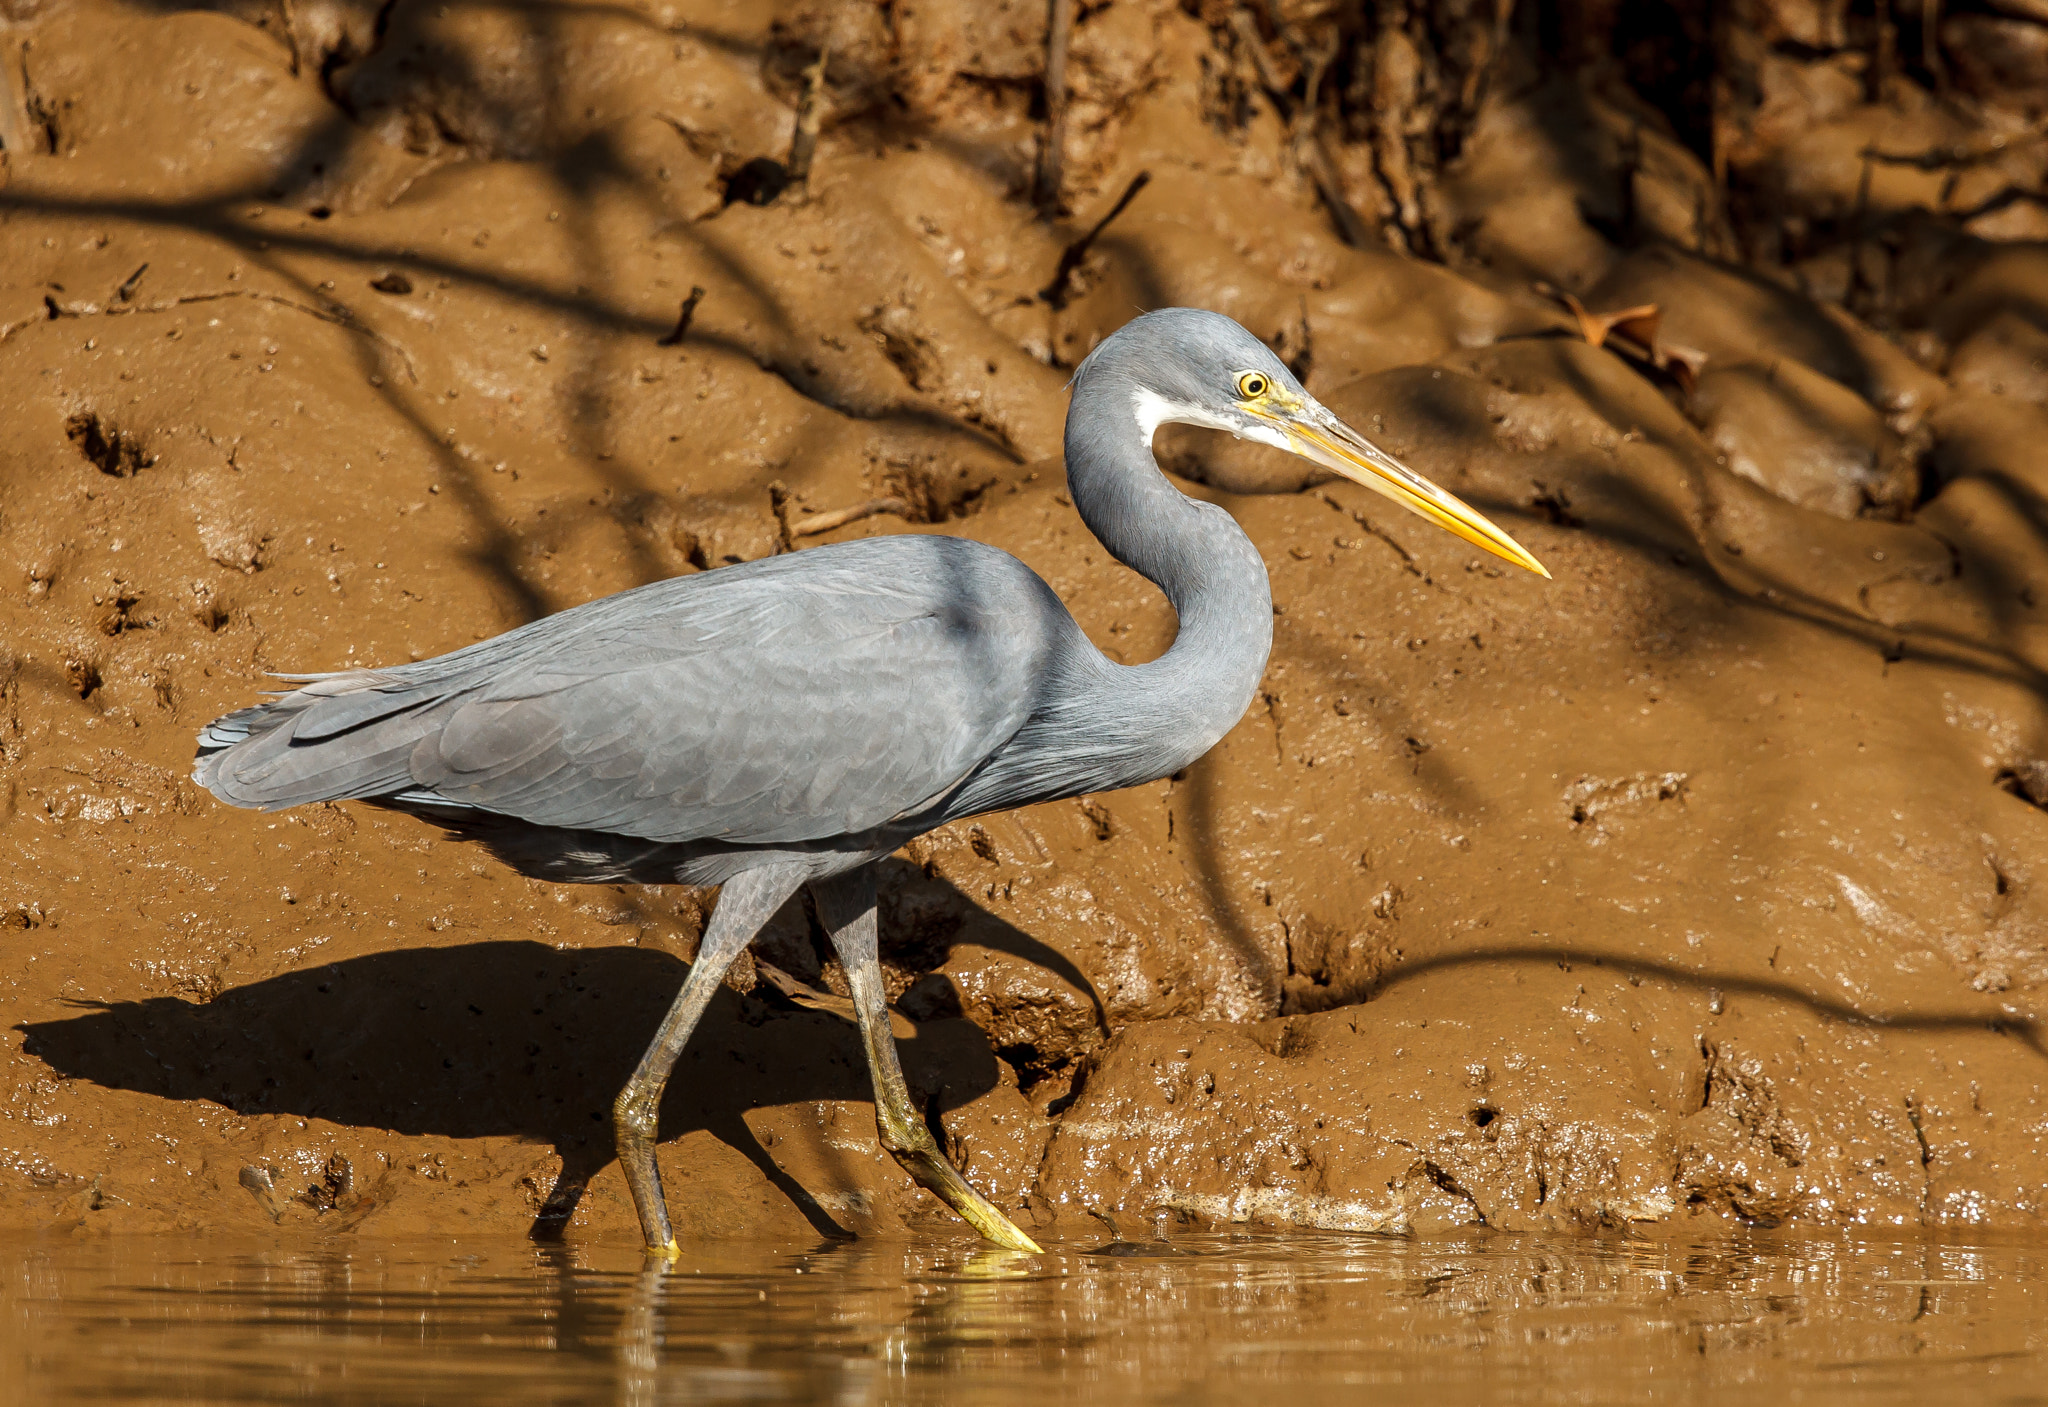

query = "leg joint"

[
  {"left": 613, "top": 1086, "right": 660, "bottom": 1143},
  {"left": 876, "top": 1106, "right": 939, "bottom": 1159}
]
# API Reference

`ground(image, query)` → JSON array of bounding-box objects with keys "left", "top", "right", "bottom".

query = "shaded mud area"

[{"left": 6, "top": 0, "right": 2048, "bottom": 1245}]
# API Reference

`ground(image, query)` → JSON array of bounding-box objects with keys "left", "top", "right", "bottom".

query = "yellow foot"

[
  {"left": 957, "top": 1199, "right": 1045, "bottom": 1255},
  {"left": 898, "top": 1146, "right": 1046, "bottom": 1253},
  {"left": 987, "top": 1224, "right": 1046, "bottom": 1255},
  {"left": 644, "top": 1237, "right": 681, "bottom": 1261}
]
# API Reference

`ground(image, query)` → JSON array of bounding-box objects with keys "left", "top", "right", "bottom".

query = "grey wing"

[{"left": 195, "top": 539, "right": 1062, "bottom": 846}]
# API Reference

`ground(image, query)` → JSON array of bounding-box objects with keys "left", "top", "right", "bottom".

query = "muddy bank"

[{"left": 5, "top": 0, "right": 2048, "bottom": 1242}]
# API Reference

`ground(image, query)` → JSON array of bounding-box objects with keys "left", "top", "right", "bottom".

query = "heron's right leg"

[
  {"left": 613, "top": 864, "right": 803, "bottom": 1256},
  {"left": 810, "top": 868, "right": 1043, "bottom": 1253}
]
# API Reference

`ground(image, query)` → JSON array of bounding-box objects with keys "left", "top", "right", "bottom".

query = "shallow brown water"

[{"left": 5, "top": 1232, "right": 2048, "bottom": 1405}]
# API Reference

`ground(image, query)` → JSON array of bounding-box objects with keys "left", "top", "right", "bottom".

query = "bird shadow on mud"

[{"left": 16, "top": 867, "right": 1093, "bottom": 1241}]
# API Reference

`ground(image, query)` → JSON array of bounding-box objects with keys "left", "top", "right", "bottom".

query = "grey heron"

[{"left": 193, "top": 307, "right": 1547, "bottom": 1255}]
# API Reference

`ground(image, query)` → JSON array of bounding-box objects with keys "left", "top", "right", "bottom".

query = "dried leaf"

[
  {"left": 1562, "top": 291, "right": 1661, "bottom": 352},
  {"left": 1606, "top": 306, "right": 1663, "bottom": 352},
  {"left": 1654, "top": 342, "right": 1709, "bottom": 394},
  {"left": 1537, "top": 282, "right": 1704, "bottom": 391}
]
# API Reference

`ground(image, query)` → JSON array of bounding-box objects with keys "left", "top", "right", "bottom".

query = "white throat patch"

[{"left": 1130, "top": 386, "right": 1288, "bottom": 451}]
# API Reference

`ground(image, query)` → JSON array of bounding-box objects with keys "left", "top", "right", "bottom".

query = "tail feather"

[
  {"left": 195, "top": 709, "right": 260, "bottom": 754},
  {"left": 192, "top": 671, "right": 454, "bottom": 811},
  {"left": 277, "top": 671, "right": 432, "bottom": 743}
]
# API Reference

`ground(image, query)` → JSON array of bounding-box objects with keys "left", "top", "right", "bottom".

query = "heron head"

[{"left": 1083, "top": 308, "right": 1549, "bottom": 579}]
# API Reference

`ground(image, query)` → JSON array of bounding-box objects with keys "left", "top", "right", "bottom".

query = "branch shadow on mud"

[
  {"left": 1363, "top": 945, "right": 2048, "bottom": 1062},
  {"left": 1, "top": 4, "right": 1033, "bottom": 618},
  {"left": 1563, "top": 458, "right": 2048, "bottom": 713},
  {"left": 1380, "top": 328, "right": 2048, "bottom": 725},
  {"left": 14, "top": 934, "right": 1015, "bottom": 1242}
]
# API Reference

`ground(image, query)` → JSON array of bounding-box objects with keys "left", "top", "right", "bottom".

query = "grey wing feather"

[{"left": 194, "top": 538, "right": 1063, "bottom": 847}]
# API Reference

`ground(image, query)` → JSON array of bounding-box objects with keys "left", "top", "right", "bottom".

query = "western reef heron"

[{"left": 194, "top": 307, "right": 1547, "bottom": 1255}]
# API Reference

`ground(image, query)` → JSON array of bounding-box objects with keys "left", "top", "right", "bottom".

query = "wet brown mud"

[{"left": 7, "top": 0, "right": 2048, "bottom": 1250}]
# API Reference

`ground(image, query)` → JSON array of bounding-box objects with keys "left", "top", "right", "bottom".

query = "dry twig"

[
  {"left": 1229, "top": 8, "right": 1371, "bottom": 249},
  {"left": 786, "top": 45, "right": 830, "bottom": 189},
  {"left": 789, "top": 496, "right": 909, "bottom": 537},
  {"left": 1035, "top": 0, "right": 1075, "bottom": 211},
  {"left": 754, "top": 957, "right": 915, "bottom": 1037},
  {"left": 1923, "top": 0, "right": 1945, "bottom": 91},
  {"left": 276, "top": 0, "right": 301, "bottom": 76},
  {"left": 655, "top": 285, "right": 706, "bottom": 348}
]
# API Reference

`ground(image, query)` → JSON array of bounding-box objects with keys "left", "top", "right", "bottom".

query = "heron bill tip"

[{"left": 1262, "top": 404, "right": 1552, "bottom": 580}]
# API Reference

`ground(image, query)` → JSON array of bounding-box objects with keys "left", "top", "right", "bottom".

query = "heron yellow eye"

[{"left": 1235, "top": 371, "right": 1269, "bottom": 400}]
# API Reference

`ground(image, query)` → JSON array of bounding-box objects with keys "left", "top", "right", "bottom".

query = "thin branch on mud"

[
  {"left": 1529, "top": 282, "right": 1706, "bottom": 393},
  {"left": 1232, "top": 9, "right": 1291, "bottom": 108},
  {"left": 201, "top": 290, "right": 419, "bottom": 382},
  {"left": 1871, "top": 0, "right": 1896, "bottom": 101},
  {"left": 655, "top": 285, "right": 706, "bottom": 348},
  {"left": 789, "top": 496, "right": 908, "bottom": 538},
  {"left": 1922, "top": 0, "right": 1945, "bottom": 91},
  {"left": 1039, "top": 169, "right": 1151, "bottom": 311},
  {"left": 275, "top": 0, "right": 301, "bottom": 76},
  {"left": 1257, "top": 0, "right": 1317, "bottom": 73},
  {"left": 1034, "top": 0, "right": 1075, "bottom": 212},
  {"left": 1862, "top": 131, "right": 2048, "bottom": 171},
  {"left": 1944, "top": 184, "right": 2044, "bottom": 225},
  {"left": 45, "top": 286, "right": 423, "bottom": 383},
  {"left": 0, "top": 44, "right": 26, "bottom": 157},
  {"left": 1230, "top": 8, "right": 1372, "bottom": 249},
  {"left": 786, "top": 45, "right": 829, "bottom": 190}
]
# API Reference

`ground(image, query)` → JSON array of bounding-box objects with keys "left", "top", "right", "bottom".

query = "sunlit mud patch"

[{"left": 1040, "top": 985, "right": 1679, "bottom": 1236}]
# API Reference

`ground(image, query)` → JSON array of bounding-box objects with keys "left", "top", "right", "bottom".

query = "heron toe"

[{"left": 895, "top": 1146, "right": 1044, "bottom": 1254}]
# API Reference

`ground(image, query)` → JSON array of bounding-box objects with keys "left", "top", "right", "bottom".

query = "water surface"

[{"left": 5, "top": 1230, "right": 2047, "bottom": 1404}]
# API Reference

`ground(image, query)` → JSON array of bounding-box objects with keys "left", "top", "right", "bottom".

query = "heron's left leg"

[
  {"left": 613, "top": 863, "right": 804, "bottom": 1256},
  {"left": 809, "top": 867, "right": 1043, "bottom": 1253}
]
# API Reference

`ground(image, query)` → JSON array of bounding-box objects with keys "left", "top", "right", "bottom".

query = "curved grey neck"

[{"left": 1059, "top": 367, "right": 1275, "bottom": 781}]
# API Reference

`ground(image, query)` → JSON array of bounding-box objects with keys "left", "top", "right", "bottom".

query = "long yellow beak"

[{"left": 1257, "top": 402, "right": 1550, "bottom": 579}]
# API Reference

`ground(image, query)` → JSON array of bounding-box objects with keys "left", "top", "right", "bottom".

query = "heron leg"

[
  {"left": 613, "top": 864, "right": 803, "bottom": 1256},
  {"left": 809, "top": 868, "right": 1044, "bottom": 1253}
]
